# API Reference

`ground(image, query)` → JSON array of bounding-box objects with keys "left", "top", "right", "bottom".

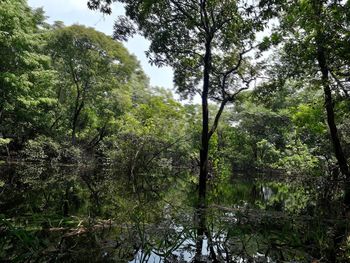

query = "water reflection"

[{"left": 0, "top": 163, "right": 348, "bottom": 262}]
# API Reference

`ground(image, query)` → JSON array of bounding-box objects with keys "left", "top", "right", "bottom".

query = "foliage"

[
  {"left": 0, "top": 138, "right": 11, "bottom": 156},
  {"left": 261, "top": 0, "right": 350, "bottom": 186},
  {"left": 48, "top": 24, "right": 145, "bottom": 145},
  {"left": 256, "top": 139, "right": 281, "bottom": 167},
  {"left": 21, "top": 136, "right": 82, "bottom": 163},
  {"left": 0, "top": 0, "right": 57, "bottom": 143},
  {"left": 2, "top": 1, "right": 350, "bottom": 261},
  {"left": 273, "top": 138, "right": 320, "bottom": 175},
  {"left": 99, "top": 89, "right": 193, "bottom": 181}
]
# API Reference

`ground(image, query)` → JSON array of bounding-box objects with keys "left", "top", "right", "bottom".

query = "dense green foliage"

[
  {"left": 0, "top": 0, "right": 191, "bottom": 172},
  {"left": 1, "top": 0, "right": 347, "bottom": 180},
  {"left": 1, "top": 0, "right": 350, "bottom": 261}
]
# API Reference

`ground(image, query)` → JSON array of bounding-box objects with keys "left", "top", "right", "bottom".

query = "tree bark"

[
  {"left": 199, "top": 39, "right": 211, "bottom": 208},
  {"left": 71, "top": 101, "right": 84, "bottom": 145}
]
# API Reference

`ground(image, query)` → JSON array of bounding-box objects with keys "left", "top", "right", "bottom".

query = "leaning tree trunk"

[{"left": 315, "top": 35, "right": 350, "bottom": 207}]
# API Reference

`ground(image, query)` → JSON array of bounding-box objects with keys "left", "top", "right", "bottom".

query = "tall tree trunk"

[{"left": 199, "top": 40, "right": 211, "bottom": 208}]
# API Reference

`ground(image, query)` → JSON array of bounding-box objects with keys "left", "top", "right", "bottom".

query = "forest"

[{"left": 1, "top": 0, "right": 350, "bottom": 262}]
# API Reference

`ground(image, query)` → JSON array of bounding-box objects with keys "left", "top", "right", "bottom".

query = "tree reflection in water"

[{"left": 0, "top": 164, "right": 349, "bottom": 262}]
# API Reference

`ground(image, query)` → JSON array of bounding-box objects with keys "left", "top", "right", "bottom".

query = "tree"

[
  {"left": 261, "top": 0, "right": 350, "bottom": 206},
  {"left": 88, "top": 0, "right": 264, "bottom": 206},
  {"left": 107, "top": 88, "right": 190, "bottom": 188},
  {"left": 0, "top": 0, "right": 56, "bottom": 143},
  {"left": 48, "top": 25, "right": 142, "bottom": 145}
]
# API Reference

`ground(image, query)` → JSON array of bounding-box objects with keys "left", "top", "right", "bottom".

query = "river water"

[{"left": 0, "top": 163, "right": 347, "bottom": 262}]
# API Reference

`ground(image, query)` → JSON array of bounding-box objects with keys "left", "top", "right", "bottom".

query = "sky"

[{"left": 27, "top": 0, "right": 174, "bottom": 90}]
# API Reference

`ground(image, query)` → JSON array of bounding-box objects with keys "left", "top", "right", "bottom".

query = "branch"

[
  {"left": 217, "top": 47, "right": 255, "bottom": 100},
  {"left": 50, "top": 115, "right": 62, "bottom": 130},
  {"left": 227, "top": 86, "right": 249, "bottom": 101},
  {"left": 209, "top": 6, "right": 216, "bottom": 31},
  {"left": 144, "top": 135, "right": 189, "bottom": 167},
  {"left": 168, "top": 0, "right": 201, "bottom": 28},
  {"left": 68, "top": 60, "right": 81, "bottom": 94},
  {"left": 211, "top": 4, "right": 236, "bottom": 34},
  {"left": 208, "top": 98, "right": 228, "bottom": 140},
  {"left": 329, "top": 69, "right": 349, "bottom": 98},
  {"left": 200, "top": 0, "right": 211, "bottom": 35},
  {"left": 210, "top": 96, "right": 224, "bottom": 102},
  {"left": 208, "top": 79, "right": 252, "bottom": 140},
  {"left": 221, "top": 45, "right": 256, "bottom": 77}
]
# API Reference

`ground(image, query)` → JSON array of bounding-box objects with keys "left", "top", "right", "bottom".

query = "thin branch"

[
  {"left": 329, "top": 69, "right": 349, "bottom": 98},
  {"left": 168, "top": 0, "right": 201, "bottom": 28},
  {"left": 144, "top": 135, "right": 189, "bottom": 167},
  {"left": 221, "top": 45, "right": 256, "bottom": 77},
  {"left": 228, "top": 86, "right": 250, "bottom": 101},
  {"left": 208, "top": 78, "right": 252, "bottom": 140},
  {"left": 208, "top": 98, "right": 228, "bottom": 140}
]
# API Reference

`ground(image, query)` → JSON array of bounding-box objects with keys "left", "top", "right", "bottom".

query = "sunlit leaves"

[
  {"left": 48, "top": 25, "right": 144, "bottom": 144},
  {"left": 0, "top": 0, "right": 57, "bottom": 139}
]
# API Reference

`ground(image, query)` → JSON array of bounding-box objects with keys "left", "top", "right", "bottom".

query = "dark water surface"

[{"left": 0, "top": 163, "right": 348, "bottom": 262}]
